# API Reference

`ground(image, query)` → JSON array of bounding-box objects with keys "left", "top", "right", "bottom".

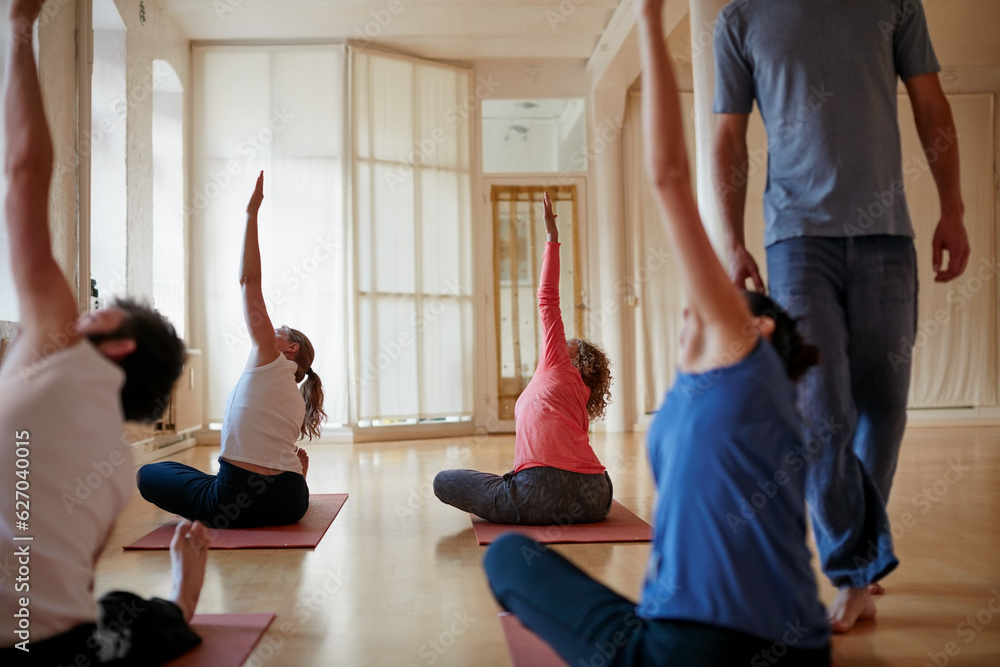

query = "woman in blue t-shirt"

[{"left": 482, "top": 1, "right": 833, "bottom": 664}]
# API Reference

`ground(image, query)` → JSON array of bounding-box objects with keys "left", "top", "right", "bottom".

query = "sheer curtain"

[
  {"left": 192, "top": 46, "right": 349, "bottom": 426},
  {"left": 351, "top": 48, "right": 474, "bottom": 423}
]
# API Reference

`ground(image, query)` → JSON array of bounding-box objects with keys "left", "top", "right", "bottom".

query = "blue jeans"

[
  {"left": 137, "top": 459, "right": 309, "bottom": 529},
  {"left": 484, "top": 534, "right": 830, "bottom": 666},
  {"left": 767, "top": 235, "right": 913, "bottom": 587}
]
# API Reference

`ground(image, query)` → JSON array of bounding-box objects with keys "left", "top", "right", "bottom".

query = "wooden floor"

[{"left": 96, "top": 426, "right": 1000, "bottom": 666}]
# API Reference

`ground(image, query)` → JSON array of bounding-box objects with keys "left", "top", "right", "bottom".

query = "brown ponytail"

[{"left": 280, "top": 326, "right": 327, "bottom": 440}]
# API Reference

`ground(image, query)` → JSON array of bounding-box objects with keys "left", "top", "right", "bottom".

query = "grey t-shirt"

[{"left": 713, "top": 0, "right": 940, "bottom": 247}]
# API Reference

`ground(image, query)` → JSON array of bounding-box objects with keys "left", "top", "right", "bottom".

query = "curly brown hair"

[{"left": 568, "top": 338, "right": 613, "bottom": 421}]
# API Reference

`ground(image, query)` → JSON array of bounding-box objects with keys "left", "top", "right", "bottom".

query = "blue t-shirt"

[
  {"left": 713, "top": 0, "right": 940, "bottom": 246},
  {"left": 639, "top": 340, "right": 829, "bottom": 648}
]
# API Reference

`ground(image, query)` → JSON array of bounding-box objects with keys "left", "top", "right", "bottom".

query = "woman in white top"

[{"left": 138, "top": 172, "right": 326, "bottom": 528}]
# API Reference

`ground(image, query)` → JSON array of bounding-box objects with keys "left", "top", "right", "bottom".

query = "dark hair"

[
  {"left": 280, "top": 326, "right": 326, "bottom": 440},
  {"left": 88, "top": 297, "right": 186, "bottom": 422},
  {"left": 742, "top": 291, "right": 819, "bottom": 382},
  {"left": 568, "top": 338, "right": 613, "bottom": 421}
]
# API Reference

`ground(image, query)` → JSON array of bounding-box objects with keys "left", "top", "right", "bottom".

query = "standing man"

[{"left": 712, "top": 0, "right": 970, "bottom": 632}]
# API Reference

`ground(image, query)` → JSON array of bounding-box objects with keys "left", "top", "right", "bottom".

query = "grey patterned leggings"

[{"left": 433, "top": 466, "right": 613, "bottom": 525}]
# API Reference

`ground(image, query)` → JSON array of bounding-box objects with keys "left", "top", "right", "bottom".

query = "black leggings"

[
  {"left": 137, "top": 459, "right": 309, "bottom": 529},
  {"left": 433, "top": 466, "right": 613, "bottom": 525},
  {"left": 1, "top": 592, "right": 199, "bottom": 666}
]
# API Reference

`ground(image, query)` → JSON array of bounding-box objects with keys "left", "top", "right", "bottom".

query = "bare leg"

[
  {"left": 168, "top": 519, "right": 211, "bottom": 622},
  {"left": 296, "top": 447, "right": 309, "bottom": 478},
  {"left": 828, "top": 586, "right": 877, "bottom": 633},
  {"left": 869, "top": 582, "right": 885, "bottom": 596}
]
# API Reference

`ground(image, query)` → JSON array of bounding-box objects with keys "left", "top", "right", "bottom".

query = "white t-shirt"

[
  {"left": 220, "top": 355, "right": 305, "bottom": 474},
  {"left": 0, "top": 341, "right": 133, "bottom": 644}
]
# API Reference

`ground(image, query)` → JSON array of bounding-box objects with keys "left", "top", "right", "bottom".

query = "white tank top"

[
  {"left": 220, "top": 355, "right": 305, "bottom": 474},
  {"left": 0, "top": 341, "right": 133, "bottom": 643}
]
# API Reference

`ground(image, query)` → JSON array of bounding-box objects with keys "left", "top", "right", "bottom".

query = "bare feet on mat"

[
  {"left": 869, "top": 582, "right": 885, "bottom": 596},
  {"left": 828, "top": 586, "right": 877, "bottom": 633},
  {"left": 169, "top": 519, "right": 211, "bottom": 622},
  {"left": 297, "top": 447, "right": 309, "bottom": 478}
]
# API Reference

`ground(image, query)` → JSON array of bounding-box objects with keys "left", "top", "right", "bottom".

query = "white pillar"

[
  {"left": 589, "top": 88, "right": 634, "bottom": 433},
  {"left": 689, "top": 0, "right": 729, "bottom": 254}
]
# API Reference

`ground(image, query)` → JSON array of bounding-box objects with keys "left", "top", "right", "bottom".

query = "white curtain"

[
  {"left": 192, "top": 46, "right": 349, "bottom": 426},
  {"left": 626, "top": 89, "right": 997, "bottom": 411},
  {"left": 351, "top": 48, "right": 474, "bottom": 423}
]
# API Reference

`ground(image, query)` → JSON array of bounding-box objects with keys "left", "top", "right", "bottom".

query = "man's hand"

[
  {"left": 543, "top": 191, "right": 558, "bottom": 242},
  {"left": 931, "top": 213, "right": 970, "bottom": 282},
  {"left": 247, "top": 170, "right": 264, "bottom": 217},
  {"left": 728, "top": 244, "right": 764, "bottom": 292}
]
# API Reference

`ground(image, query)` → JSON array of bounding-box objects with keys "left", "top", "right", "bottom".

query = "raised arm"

[
  {"left": 904, "top": 72, "right": 969, "bottom": 282},
  {"left": 240, "top": 171, "right": 280, "bottom": 368},
  {"left": 4, "top": 0, "right": 82, "bottom": 352},
  {"left": 536, "top": 192, "right": 570, "bottom": 370},
  {"left": 638, "top": 0, "right": 752, "bottom": 365}
]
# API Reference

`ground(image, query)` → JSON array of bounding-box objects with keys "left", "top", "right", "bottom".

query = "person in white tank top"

[
  {"left": 137, "top": 172, "right": 327, "bottom": 529},
  {"left": 1, "top": 3, "right": 207, "bottom": 663}
]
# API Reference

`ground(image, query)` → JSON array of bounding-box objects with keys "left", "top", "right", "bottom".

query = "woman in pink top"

[{"left": 434, "top": 193, "right": 614, "bottom": 525}]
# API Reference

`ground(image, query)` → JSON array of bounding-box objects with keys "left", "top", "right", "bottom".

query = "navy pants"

[
  {"left": 484, "top": 534, "right": 830, "bottom": 666},
  {"left": 1, "top": 592, "right": 199, "bottom": 666},
  {"left": 434, "top": 466, "right": 612, "bottom": 525},
  {"left": 137, "top": 458, "right": 308, "bottom": 529},
  {"left": 768, "top": 236, "right": 910, "bottom": 587}
]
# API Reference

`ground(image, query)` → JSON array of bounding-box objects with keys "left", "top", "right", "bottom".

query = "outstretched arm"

[
  {"left": 240, "top": 171, "right": 280, "bottom": 368},
  {"left": 536, "top": 192, "right": 570, "bottom": 370},
  {"left": 904, "top": 72, "right": 969, "bottom": 282},
  {"left": 4, "top": 0, "right": 82, "bottom": 352},
  {"left": 639, "top": 0, "right": 752, "bottom": 365}
]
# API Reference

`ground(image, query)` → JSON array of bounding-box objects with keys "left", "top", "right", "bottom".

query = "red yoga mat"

[
  {"left": 471, "top": 500, "right": 651, "bottom": 545},
  {"left": 499, "top": 612, "right": 567, "bottom": 667},
  {"left": 124, "top": 494, "right": 348, "bottom": 550},
  {"left": 165, "top": 613, "right": 275, "bottom": 667}
]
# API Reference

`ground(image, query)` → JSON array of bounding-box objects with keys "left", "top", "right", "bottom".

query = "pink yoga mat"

[
  {"left": 499, "top": 612, "right": 566, "bottom": 667},
  {"left": 166, "top": 613, "right": 275, "bottom": 667},
  {"left": 471, "top": 500, "right": 651, "bottom": 545},
  {"left": 124, "top": 494, "right": 348, "bottom": 550}
]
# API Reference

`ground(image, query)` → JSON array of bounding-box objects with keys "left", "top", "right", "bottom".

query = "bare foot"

[
  {"left": 869, "top": 582, "right": 885, "bottom": 596},
  {"left": 828, "top": 586, "right": 877, "bottom": 633},
  {"left": 296, "top": 447, "right": 309, "bottom": 478},
  {"left": 168, "top": 519, "right": 210, "bottom": 622}
]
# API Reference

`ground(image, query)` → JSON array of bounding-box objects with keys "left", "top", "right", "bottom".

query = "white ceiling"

[
  {"left": 156, "top": 0, "right": 1000, "bottom": 69},
  {"left": 156, "top": 0, "right": 622, "bottom": 62}
]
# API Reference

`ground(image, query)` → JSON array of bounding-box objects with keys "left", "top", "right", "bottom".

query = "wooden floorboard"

[{"left": 96, "top": 426, "right": 1000, "bottom": 666}]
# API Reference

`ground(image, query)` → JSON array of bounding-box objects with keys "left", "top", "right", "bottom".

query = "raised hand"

[
  {"left": 247, "top": 170, "right": 264, "bottom": 217},
  {"left": 543, "top": 191, "right": 558, "bottom": 242}
]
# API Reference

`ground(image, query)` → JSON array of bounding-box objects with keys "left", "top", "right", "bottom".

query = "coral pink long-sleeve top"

[{"left": 512, "top": 242, "right": 606, "bottom": 474}]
